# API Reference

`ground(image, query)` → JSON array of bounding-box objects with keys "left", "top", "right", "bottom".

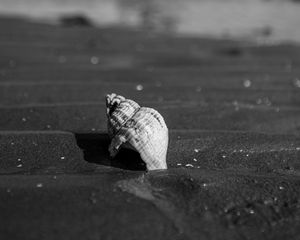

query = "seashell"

[{"left": 106, "top": 93, "right": 168, "bottom": 170}]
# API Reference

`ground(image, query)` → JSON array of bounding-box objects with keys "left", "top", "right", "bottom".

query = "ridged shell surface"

[{"left": 106, "top": 93, "right": 168, "bottom": 170}]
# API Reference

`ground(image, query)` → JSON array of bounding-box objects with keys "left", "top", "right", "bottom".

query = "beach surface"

[{"left": 0, "top": 15, "right": 300, "bottom": 240}]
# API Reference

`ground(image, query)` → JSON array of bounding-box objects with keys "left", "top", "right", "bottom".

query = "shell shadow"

[{"left": 74, "top": 133, "right": 146, "bottom": 171}]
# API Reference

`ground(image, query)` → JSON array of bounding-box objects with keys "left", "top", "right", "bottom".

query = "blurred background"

[{"left": 1, "top": 0, "right": 300, "bottom": 43}]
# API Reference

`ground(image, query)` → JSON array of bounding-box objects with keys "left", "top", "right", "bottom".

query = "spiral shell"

[{"left": 106, "top": 93, "right": 168, "bottom": 170}]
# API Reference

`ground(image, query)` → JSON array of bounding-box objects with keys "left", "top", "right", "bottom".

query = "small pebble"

[
  {"left": 17, "top": 164, "right": 23, "bottom": 168},
  {"left": 60, "top": 156, "right": 65, "bottom": 160},
  {"left": 185, "top": 164, "right": 194, "bottom": 167},
  {"left": 243, "top": 79, "right": 252, "bottom": 88},
  {"left": 22, "top": 117, "right": 27, "bottom": 122},
  {"left": 249, "top": 209, "right": 255, "bottom": 214},
  {"left": 136, "top": 84, "right": 143, "bottom": 91},
  {"left": 293, "top": 78, "right": 300, "bottom": 88},
  {"left": 194, "top": 149, "right": 199, "bottom": 153},
  {"left": 36, "top": 183, "right": 43, "bottom": 188},
  {"left": 264, "top": 199, "right": 273, "bottom": 205},
  {"left": 90, "top": 56, "right": 99, "bottom": 65},
  {"left": 177, "top": 163, "right": 182, "bottom": 166},
  {"left": 193, "top": 158, "right": 197, "bottom": 162}
]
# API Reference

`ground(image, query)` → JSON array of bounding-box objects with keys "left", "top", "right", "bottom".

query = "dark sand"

[{"left": 0, "top": 16, "right": 300, "bottom": 240}]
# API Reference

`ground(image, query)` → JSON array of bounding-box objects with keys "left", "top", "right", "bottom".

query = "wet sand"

[{"left": 0, "top": 16, "right": 300, "bottom": 239}]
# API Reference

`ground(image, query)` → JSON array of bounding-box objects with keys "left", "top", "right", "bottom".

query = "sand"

[{"left": 0, "top": 16, "right": 300, "bottom": 240}]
